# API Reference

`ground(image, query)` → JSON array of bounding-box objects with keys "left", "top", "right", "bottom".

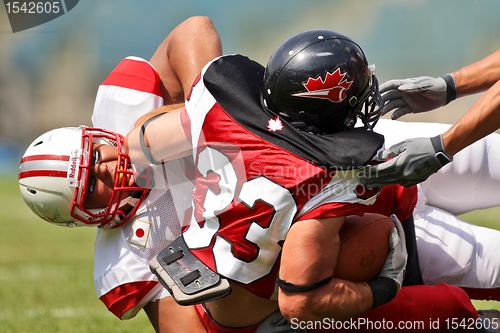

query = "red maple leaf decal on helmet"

[{"left": 292, "top": 67, "right": 353, "bottom": 103}]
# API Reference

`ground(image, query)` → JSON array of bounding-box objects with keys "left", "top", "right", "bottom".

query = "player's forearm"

[
  {"left": 443, "top": 79, "right": 500, "bottom": 156},
  {"left": 452, "top": 49, "right": 500, "bottom": 97},
  {"left": 125, "top": 107, "right": 191, "bottom": 166},
  {"left": 278, "top": 217, "right": 373, "bottom": 321},
  {"left": 322, "top": 279, "right": 374, "bottom": 320},
  {"left": 279, "top": 278, "right": 372, "bottom": 321}
]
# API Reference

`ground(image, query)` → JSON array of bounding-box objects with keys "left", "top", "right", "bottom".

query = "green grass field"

[
  {"left": 1, "top": 176, "right": 499, "bottom": 332},
  {"left": 0, "top": 177, "right": 153, "bottom": 333}
]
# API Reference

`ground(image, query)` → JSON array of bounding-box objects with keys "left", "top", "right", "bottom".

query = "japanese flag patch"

[{"left": 129, "top": 219, "right": 151, "bottom": 248}]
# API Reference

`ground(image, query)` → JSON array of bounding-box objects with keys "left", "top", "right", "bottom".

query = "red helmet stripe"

[
  {"left": 20, "top": 155, "right": 70, "bottom": 163},
  {"left": 19, "top": 170, "right": 67, "bottom": 179}
]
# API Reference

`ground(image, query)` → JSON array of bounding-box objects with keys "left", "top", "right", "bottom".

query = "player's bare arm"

[
  {"left": 150, "top": 16, "right": 222, "bottom": 103},
  {"left": 126, "top": 107, "right": 191, "bottom": 166},
  {"left": 134, "top": 103, "right": 185, "bottom": 128},
  {"left": 380, "top": 49, "right": 500, "bottom": 119},
  {"left": 452, "top": 49, "right": 500, "bottom": 97},
  {"left": 278, "top": 216, "right": 374, "bottom": 321},
  {"left": 443, "top": 79, "right": 500, "bottom": 156},
  {"left": 277, "top": 215, "right": 407, "bottom": 322},
  {"left": 148, "top": 214, "right": 402, "bottom": 329}
]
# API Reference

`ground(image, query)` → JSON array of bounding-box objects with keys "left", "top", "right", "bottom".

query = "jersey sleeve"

[
  {"left": 368, "top": 184, "right": 418, "bottom": 221},
  {"left": 296, "top": 201, "right": 370, "bottom": 221},
  {"left": 99, "top": 281, "right": 166, "bottom": 319},
  {"left": 91, "top": 56, "right": 164, "bottom": 135},
  {"left": 295, "top": 177, "right": 380, "bottom": 221},
  {"left": 295, "top": 177, "right": 417, "bottom": 222},
  {"left": 93, "top": 226, "right": 170, "bottom": 320}
]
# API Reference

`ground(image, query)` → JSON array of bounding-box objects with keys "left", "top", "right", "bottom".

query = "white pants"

[
  {"left": 378, "top": 119, "right": 500, "bottom": 288},
  {"left": 414, "top": 189, "right": 500, "bottom": 288}
]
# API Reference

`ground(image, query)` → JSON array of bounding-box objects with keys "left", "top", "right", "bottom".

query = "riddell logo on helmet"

[
  {"left": 67, "top": 153, "right": 80, "bottom": 187},
  {"left": 292, "top": 67, "right": 353, "bottom": 103}
]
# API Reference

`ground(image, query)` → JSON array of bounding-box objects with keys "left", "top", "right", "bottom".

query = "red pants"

[
  {"left": 195, "top": 284, "right": 477, "bottom": 333},
  {"left": 194, "top": 303, "right": 258, "bottom": 333},
  {"left": 310, "top": 284, "right": 477, "bottom": 332}
]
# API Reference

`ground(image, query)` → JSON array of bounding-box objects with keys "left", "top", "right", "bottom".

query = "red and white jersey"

[
  {"left": 92, "top": 56, "right": 164, "bottom": 134},
  {"left": 91, "top": 57, "right": 193, "bottom": 319},
  {"left": 90, "top": 55, "right": 416, "bottom": 317},
  {"left": 181, "top": 55, "right": 417, "bottom": 299}
]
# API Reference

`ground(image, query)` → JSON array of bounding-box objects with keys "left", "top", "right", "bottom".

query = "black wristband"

[
  {"left": 440, "top": 74, "right": 457, "bottom": 105},
  {"left": 430, "top": 135, "right": 452, "bottom": 166},
  {"left": 367, "top": 277, "right": 398, "bottom": 308},
  {"left": 139, "top": 112, "right": 167, "bottom": 165},
  {"left": 277, "top": 276, "right": 333, "bottom": 293}
]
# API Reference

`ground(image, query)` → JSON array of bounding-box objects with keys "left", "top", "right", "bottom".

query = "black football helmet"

[{"left": 263, "top": 30, "right": 383, "bottom": 134}]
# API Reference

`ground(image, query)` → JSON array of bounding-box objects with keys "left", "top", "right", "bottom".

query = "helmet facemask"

[
  {"left": 70, "top": 127, "right": 150, "bottom": 229},
  {"left": 350, "top": 73, "right": 384, "bottom": 130}
]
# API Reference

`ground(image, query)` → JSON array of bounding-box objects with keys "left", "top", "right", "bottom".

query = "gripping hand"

[
  {"left": 380, "top": 75, "right": 456, "bottom": 119},
  {"left": 379, "top": 214, "right": 407, "bottom": 289},
  {"left": 367, "top": 214, "right": 408, "bottom": 308},
  {"left": 360, "top": 135, "right": 452, "bottom": 187}
]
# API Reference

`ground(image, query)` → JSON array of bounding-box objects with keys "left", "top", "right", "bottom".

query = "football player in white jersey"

[
  {"left": 19, "top": 16, "right": 223, "bottom": 333},
  {"left": 18, "top": 17, "right": 499, "bottom": 332}
]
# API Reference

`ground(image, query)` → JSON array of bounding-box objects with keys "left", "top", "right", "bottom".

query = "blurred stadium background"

[{"left": 0, "top": 1, "right": 499, "bottom": 332}]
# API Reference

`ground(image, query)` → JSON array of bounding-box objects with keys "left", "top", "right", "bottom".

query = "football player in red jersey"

[
  {"left": 19, "top": 18, "right": 498, "bottom": 332},
  {"left": 127, "top": 30, "right": 411, "bottom": 324},
  {"left": 126, "top": 30, "right": 492, "bottom": 331}
]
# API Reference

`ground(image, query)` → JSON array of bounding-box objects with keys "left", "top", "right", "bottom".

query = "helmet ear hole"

[{"left": 27, "top": 188, "right": 37, "bottom": 195}]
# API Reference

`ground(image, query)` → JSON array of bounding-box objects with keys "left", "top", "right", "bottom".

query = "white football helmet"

[{"left": 19, "top": 126, "right": 149, "bottom": 228}]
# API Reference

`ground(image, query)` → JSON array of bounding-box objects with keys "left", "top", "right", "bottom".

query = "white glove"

[
  {"left": 378, "top": 214, "right": 407, "bottom": 289},
  {"left": 380, "top": 75, "right": 456, "bottom": 120}
]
